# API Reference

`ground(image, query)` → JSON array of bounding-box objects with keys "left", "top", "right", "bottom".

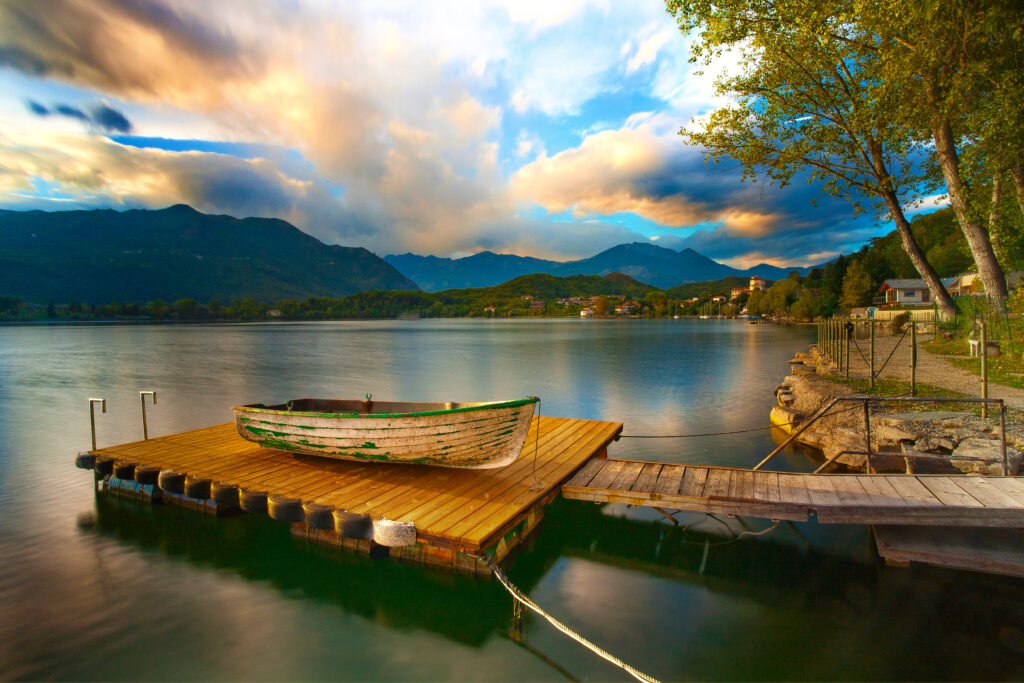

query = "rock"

[
  {"left": 912, "top": 434, "right": 956, "bottom": 455},
  {"left": 950, "top": 438, "right": 1022, "bottom": 475},
  {"left": 791, "top": 365, "right": 817, "bottom": 375},
  {"left": 870, "top": 422, "right": 919, "bottom": 448},
  {"left": 903, "top": 451, "right": 961, "bottom": 475}
]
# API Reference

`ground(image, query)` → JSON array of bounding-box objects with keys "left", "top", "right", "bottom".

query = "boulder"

[
  {"left": 911, "top": 434, "right": 956, "bottom": 455},
  {"left": 950, "top": 438, "right": 1022, "bottom": 476}
]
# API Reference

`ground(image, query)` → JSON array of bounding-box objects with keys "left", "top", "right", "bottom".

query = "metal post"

[
  {"left": 1000, "top": 401, "right": 1008, "bottom": 476},
  {"left": 89, "top": 398, "right": 106, "bottom": 451},
  {"left": 981, "top": 321, "right": 988, "bottom": 419},
  {"left": 863, "top": 400, "right": 872, "bottom": 474},
  {"left": 911, "top": 322, "right": 917, "bottom": 396},
  {"left": 140, "top": 390, "right": 157, "bottom": 440},
  {"left": 869, "top": 322, "right": 875, "bottom": 390}
]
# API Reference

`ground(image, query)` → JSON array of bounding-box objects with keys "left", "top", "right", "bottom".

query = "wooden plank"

[
  {"left": 803, "top": 475, "right": 841, "bottom": 507},
  {"left": 652, "top": 465, "right": 685, "bottom": 495},
  {"left": 564, "top": 459, "right": 606, "bottom": 488},
  {"left": 984, "top": 477, "right": 1024, "bottom": 506},
  {"left": 885, "top": 476, "right": 943, "bottom": 506},
  {"left": 727, "top": 470, "right": 755, "bottom": 501},
  {"left": 827, "top": 476, "right": 873, "bottom": 506},
  {"left": 752, "top": 471, "right": 780, "bottom": 504},
  {"left": 630, "top": 463, "right": 663, "bottom": 492},
  {"left": 587, "top": 459, "right": 627, "bottom": 490},
  {"left": 702, "top": 468, "right": 731, "bottom": 498},
  {"left": 608, "top": 461, "right": 645, "bottom": 491},
  {"left": 949, "top": 477, "right": 1021, "bottom": 508},
  {"left": 856, "top": 475, "right": 909, "bottom": 506},
  {"left": 918, "top": 477, "right": 984, "bottom": 507},
  {"left": 875, "top": 525, "right": 1024, "bottom": 578},
  {"left": 679, "top": 467, "right": 709, "bottom": 497},
  {"left": 775, "top": 473, "right": 811, "bottom": 505}
]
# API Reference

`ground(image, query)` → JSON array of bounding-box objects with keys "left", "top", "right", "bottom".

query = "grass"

[{"left": 923, "top": 334, "right": 1024, "bottom": 391}]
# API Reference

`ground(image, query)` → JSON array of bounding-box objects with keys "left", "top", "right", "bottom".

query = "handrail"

[{"left": 758, "top": 395, "right": 1009, "bottom": 476}]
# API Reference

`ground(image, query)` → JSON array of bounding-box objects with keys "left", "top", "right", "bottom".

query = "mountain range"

[
  {"left": 0, "top": 205, "right": 416, "bottom": 304},
  {"left": 386, "top": 242, "right": 818, "bottom": 291}
]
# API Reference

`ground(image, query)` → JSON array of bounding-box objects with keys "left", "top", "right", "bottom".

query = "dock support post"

[
  {"left": 89, "top": 398, "right": 106, "bottom": 451},
  {"left": 863, "top": 400, "right": 872, "bottom": 474},
  {"left": 981, "top": 321, "right": 988, "bottom": 419},
  {"left": 910, "top": 323, "right": 917, "bottom": 396},
  {"left": 140, "top": 391, "right": 157, "bottom": 440},
  {"left": 869, "top": 322, "right": 875, "bottom": 390},
  {"left": 1000, "top": 401, "right": 1008, "bottom": 476}
]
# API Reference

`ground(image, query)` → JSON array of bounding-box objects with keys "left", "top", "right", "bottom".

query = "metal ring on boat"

[
  {"left": 333, "top": 510, "right": 373, "bottom": 539},
  {"left": 239, "top": 488, "right": 268, "bottom": 514},
  {"left": 158, "top": 470, "right": 186, "bottom": 494},
  {"left": 75, "top": 452, "right": 97, "bottom": 470},
  {"left": 302, "top": 501, "right": 335, "bottom": 530},
  {"left": 372, "top": 517, "right": 417, "bottom": 547},
  {"left": 267, "top": 494, "right": 303, "bottom": 522},
  {"left": 94, "top": 456, "right": 115, "bottom": 475},
  {"left": 113, "top": 461, "right": 137, "bottom": 481},
  {"left": 211, "top": 481, "right": 240, "bottom": 508},
  {"left": 184, "top": 475, "right": 212, "bottom": 499},
  {"left": 134, "top": 465, "right": 160, "bottom": 485}
]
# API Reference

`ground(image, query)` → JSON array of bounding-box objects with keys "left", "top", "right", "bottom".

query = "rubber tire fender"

[
  {"left": 239, "top": 488, "right": 268, "bottom": 514},
  {"left": 333, "top": 510, "right": 373, "bottom": 539},
  {"left": 267, "top": 494, "right": 303, "bottom": 522},
  {"left": 184, "top": 475, "right": 212, "bottom": 499},
  {"left": 303, "top": 501, "right": 335, "bottom": 530},
  {"left": 94, "top": 456, "right": 115, "bottom": 476},
  {"left": 158, "top": 470, "right": 186, "bottom": 494},
  {"left": 113, "top": 461, "right": 137, "bottom": 481},
  {"left": 211, "top": 481, "right": 240, "bottom": 508},
  {"left": 75, "top": 452, "right": 97, "bottom": 470},
  {"left": 134, "top": 465, "right": 160, "bottom": 486}
]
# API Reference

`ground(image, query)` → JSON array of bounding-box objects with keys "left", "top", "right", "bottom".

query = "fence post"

[
  {"left": 845, "top": 321, "right": 850, "bottom": 379},
  {"left": 863, "top": 399, "right": 873, "bottom": 474},
  {"left": 869, "top": 321, "right": 875, "bottom": 390},
  {"left": 911, "top": 322, "right": 917, "bottom": 396},
  {"left": 981, "top": 321, "right": 988, "bottom": 419}
]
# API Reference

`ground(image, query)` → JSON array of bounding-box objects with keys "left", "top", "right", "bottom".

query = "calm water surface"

[{"left": 2, "top": 319, "right": 1023, "bottom": 681}]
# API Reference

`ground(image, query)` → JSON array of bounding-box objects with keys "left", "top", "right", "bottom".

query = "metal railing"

[{"left": 756, "top": 395, "right": 1009, "bottom": 476}]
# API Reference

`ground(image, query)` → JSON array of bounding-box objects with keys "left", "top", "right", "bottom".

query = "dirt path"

[{"left": 836, "top": 330, "right": 1024, "bottom": 410}]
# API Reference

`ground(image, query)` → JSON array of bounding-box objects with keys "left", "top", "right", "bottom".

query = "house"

[
  {"left": 483, "top": 305, "right": 496, "bottom": 314},
  {"left": 615, "top": 301, "right": 640, "bottom": 315},
  {"left": 730, "top": 287, "right": 748, "bottom": 300},
  {"left": 266, "top": 309, "right": 282, "bottom": 318},
  {"left": 749, "top": 276, "right": 767, "bottom": 291},
  {"left": 947, "top": 271, "right": 1023, "bottom": 296},
  {"left": 520, "top": 295, "right": 533, "bottom": 300},
  {"left": 711, "top": 295, "right": 727, "bottom": 303},
  {"left": 877, "top": 278, "right": 956, "bottom": 306},
  {"left": 529, "top": 300, "right": 546, "bottom": 310},
  {"left": 580, "top": 307, "right": 594, "bottom": 318}
]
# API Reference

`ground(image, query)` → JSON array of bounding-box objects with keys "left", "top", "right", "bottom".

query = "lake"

[{"left": 2, "top": 319, "right": 1023, "bottom": 680}]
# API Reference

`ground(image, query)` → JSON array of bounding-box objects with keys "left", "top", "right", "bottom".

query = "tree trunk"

[
  {"left": 924, "top": 79, "right": 1008, "bottom": 308},
  {"left": 989, "top": 174, "right": 1004, "bottom": 266},
  {"left": 1011, "top": 165, "right": 1024, "bottom": 219},
  {"left": 880, "top": 189, "right": 957, "bottom": 319}
]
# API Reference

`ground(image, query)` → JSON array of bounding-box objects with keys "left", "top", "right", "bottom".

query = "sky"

[{"left": 0, "top": 0, "right": 937, "bottom": 268}]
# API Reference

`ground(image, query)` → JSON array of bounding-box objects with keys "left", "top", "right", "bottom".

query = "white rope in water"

[{"left": 483, "top": 557, "right": 661, "bottom": 683}]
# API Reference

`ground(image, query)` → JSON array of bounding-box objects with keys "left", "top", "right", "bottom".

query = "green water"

[{"left": 1, "top": 319, "right": 1023, "bottom": 681}]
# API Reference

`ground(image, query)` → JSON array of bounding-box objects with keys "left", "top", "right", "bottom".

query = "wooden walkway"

[
  {"left": 562, "top": 458, "right": 1024, "bottom": 527},
  {"left": 90, "top": 416, "right": 622, "bottom": 554}
]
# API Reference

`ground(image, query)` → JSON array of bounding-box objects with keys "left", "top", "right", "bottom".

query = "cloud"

[{"left": 25, "top": 98, "right": 133, "bottom": 132}]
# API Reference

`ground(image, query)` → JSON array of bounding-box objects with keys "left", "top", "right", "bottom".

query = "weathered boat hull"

[{"left": 231, "top": 397, "right": 538, "bottom": 469}]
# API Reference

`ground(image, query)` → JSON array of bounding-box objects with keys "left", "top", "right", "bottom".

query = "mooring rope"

[{"left": 481, "top": 556, "right": 661, "bottom": 683}]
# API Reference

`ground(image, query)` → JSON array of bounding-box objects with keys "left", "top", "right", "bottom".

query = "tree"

[
  {"left": 594, "top": 295, "right": 610, "bottom": 317},
  {"left": 840, "top": 260, "right": 875, "bottom": 310},
  {"left": 861, "top": 0, "right": 1021, "bottom": 308},
  {"left": 667, "top": 0, "right": 958, "bottom": 317}
]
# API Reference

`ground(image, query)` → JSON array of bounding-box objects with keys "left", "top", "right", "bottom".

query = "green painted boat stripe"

[{"left": 234, "top": 397, "right": 537, "bottom": 419}]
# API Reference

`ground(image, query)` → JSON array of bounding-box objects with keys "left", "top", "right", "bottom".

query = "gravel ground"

[{"left": 832, "top": 330, "right": 1024, "bottom": 410}]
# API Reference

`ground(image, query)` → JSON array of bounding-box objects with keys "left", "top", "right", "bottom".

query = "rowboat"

[{"left": 231, "top": 396, "right": 539, "bottom": 469}]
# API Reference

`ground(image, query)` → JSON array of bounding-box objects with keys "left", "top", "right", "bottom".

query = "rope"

[
  {"left": 670, "top": 513, "right": 781, "bottom": 546},
  {"left": 482, "top": 557, "right": 661, "bottom": 683}
]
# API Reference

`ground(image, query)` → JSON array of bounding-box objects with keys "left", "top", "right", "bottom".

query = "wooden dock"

[
  {"left": 84, "top": 416, "right": 622, "bottom": 573},
  {"left": 562, "top": 458, "right": 1024, "bottom": 527}
]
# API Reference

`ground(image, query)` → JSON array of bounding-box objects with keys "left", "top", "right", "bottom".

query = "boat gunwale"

[{"left": 230, "top": 396, "right": 538, "bottom": 420}]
